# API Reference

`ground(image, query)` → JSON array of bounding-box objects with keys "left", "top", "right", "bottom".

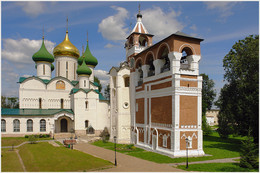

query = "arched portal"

[{"left": 60, "top": 119, "right": 68, "bottom": 132}]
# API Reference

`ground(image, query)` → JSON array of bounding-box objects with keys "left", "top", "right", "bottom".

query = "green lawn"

[
  {"left": 1, "top": 137, "right": 52, "bottom": 147},
  {"left": 18, "top": 142, "right": 112, "bottom": 172},
  {"left": 92, "top": 140, "right": 144, "bottom": 153},
  {"left": 1, "top": 148, "right": 24, "bottom": 172},
  {"left": 177, "top": 163, "right": 258, "bottom": 172},
  {"left": 92, "top": 132, "right": 246, "bottom": 163}
]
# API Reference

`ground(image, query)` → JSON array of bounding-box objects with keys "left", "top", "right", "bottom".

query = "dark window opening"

[
  {"left": 85, "top": 120, "right": 89, "bottom": 128},
  {"left": 61, "top": 99, "right": 64, "bottom": 109},
  {"left": 39, "top": 98, "right": 42, "bottom": 109},
  {"left": 124, "top": 77, "right": 130, "bottom": 87}
]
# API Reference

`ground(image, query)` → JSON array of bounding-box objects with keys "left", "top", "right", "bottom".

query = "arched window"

[
  {"left": 56, "top": 81, "right": 65, "bottom": 90},
  {"left": 58, "top": 62, "right": 60, "bottom": 76},
  {"left": 39, "top": 98, "right": 42, "bottom": 109},
  {"left": 27, "top": 119, "right": 33, "bottom": 132},
  {"left": 1, "top": 119, "right": 6, "bottom": 132},
  {"left": 85, "top": 101, "right": 88, "bottom": 109},
  {"left": 13, "top": 119, "right": 20, "bottom": 132},
  {"left": 85, "top": 120, "right": 89, "bottom": 128},
  {"left": 61, "top": 99, "right": 64, "bottom": 109},
  {"left": 66, "top": 61, "right": 68, "bottom": 78},
  {"left": 124, "top": 76, "right": 130, "bottom": 87},
  {"left": 43, "top": 64, "right": 45, "bottom": 75},
  {"left": 40, "top": 119, "right": 46, "bottom": 132},
  {"left": 158, "top": 46, "right": 170, "bottom": 73}
]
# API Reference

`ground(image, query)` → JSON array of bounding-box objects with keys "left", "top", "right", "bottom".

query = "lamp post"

[
  {"left": 185, "top": 138, "right": 189, "bottom": 169},
  {"left": 114, "top": 136, "right": 117, "bottom": 166}
]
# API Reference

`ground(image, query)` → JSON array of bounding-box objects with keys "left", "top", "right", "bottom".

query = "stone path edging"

[
  {"left": 168, "top": 157, "right": 240, "bottom": 166},
  {"left": 15, "top": 149, "right": 27, "bottom": 172}
]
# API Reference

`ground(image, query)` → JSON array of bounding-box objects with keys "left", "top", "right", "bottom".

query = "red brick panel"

[
  {"left": 136, "top": 98, "right": 145, "bottom": 124},
  {"left": 151, "top": 81, "right": 172, "bottom": 90},
  {"left": 180, "top": 131, "right": 198, "bottom": 150},
  {"left": 179, "top": 95, "right": 197, "bottom": 126},
  {"left": 180, "top": 75, "right": 198, "bottom": 79},
  {"left": 180, "top": 80, "right": 198, "bottom": 87},
  {"left": 151, "top": 96, "right": 172, "bottom": 124}
]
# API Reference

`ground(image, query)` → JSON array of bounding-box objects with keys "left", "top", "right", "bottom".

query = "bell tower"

[{"left": 125, "top": 5, "right": 154, "bottom": 62}]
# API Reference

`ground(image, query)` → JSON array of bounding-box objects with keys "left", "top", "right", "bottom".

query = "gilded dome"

[{"left": 53, "top": 31, "right": 80, "bottom": 58}]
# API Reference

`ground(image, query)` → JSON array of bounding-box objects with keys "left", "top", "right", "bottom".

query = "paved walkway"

[
  {"left": 74, "top": 143, "right": 184, "bottom": 172},
  {"left": 15, "top": 149, "right": 26, "bottom": 172}
]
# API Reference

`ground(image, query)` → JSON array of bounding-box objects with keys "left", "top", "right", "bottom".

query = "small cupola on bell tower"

[{"left": 125, "top": 4, "right": 154, "bottom": 61}]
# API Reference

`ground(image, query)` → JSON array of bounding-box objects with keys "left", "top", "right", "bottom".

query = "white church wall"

[{"left": 2, "top": 116, "right": 52, "bottom": 136}]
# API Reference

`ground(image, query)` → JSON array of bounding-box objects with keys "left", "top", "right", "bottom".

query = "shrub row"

[{"left": 25, "top": 134, "right": 50, "bottom": 138}]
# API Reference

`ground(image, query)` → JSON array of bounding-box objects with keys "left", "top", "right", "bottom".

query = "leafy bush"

[
  {"left": 28, "top": 135, "right": 38, "bottom": 144},
  {"left": 99, "top": 127, "right": 110, "bottom": 143},
  {"left": 24, "top": 135, "right": 29, "bottom": 138}
]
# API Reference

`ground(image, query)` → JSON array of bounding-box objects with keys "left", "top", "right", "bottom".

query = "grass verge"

[
  {"left": 177, "top": 163, "right": 258, "bottom": 172},
  {"left": 1, "top": 137, "right": 52, "bottom": 146},
  {"left": 1, "top": 148, "right": 24, "bottom": 172},
  {"left": 18, "top": 142, "right": 112, "bottom": 172}
]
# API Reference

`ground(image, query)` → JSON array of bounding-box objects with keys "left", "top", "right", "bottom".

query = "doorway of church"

[{"left": 61, "top": 119, "right": 68, "bottom": 132}]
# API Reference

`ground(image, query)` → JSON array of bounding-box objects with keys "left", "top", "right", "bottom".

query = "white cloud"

[
  {"left": 104, "top": 43, "right": 116, "bottom": 48},
  {"left": 142, "top": 6, "right": 184, "bottom": 41},
  {"left": 190, "top": 24, "right": 197, "bottom": 31},
  {"left": 16, "top": 2, "right": 46, "bottom": 17},
  {"left": 98, "top": 6, "right": 129, "bottom": 41},
  {"left": 2, "top": 38, "right": 55, "bottom": 64},
  {"left": 94, "top": 69, "right": 110, "bottom": 87},
  {"left": 204, "top": 2, "right": 238, "bottom": 18}
]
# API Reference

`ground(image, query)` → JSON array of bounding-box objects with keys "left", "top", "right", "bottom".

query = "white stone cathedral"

[{"left": 1, "top": 26, "right": 110, "bottom": 138}]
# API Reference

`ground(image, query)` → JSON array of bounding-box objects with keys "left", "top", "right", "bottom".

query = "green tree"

[
  {"left": 217, "top": 35, "right": 259, "bottom": 143},
  {"left": 1, "top": 96, "right": 7, "bottom": 108},
  {"left": 200, "top": 73, "right": 216, "bottom": 135},
  {"left": 104, "top": 84, "right": 110, "bottom": 101},
  {"left": 240, "top": 132, "right": 259, "bottom": 169},
  {"left": 94, "top": 76, "right": 102, "bottom": 92},
  {"left": 7, "top": 97, "right": 19, "bottom": 109}
]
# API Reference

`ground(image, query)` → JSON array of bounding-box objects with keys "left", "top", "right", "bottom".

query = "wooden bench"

[{"left": 63, "top": 139, "right": 76, "bottom": 147}]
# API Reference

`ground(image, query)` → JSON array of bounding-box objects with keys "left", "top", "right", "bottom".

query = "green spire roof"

[
  {"left": 51, "top": 64, "right": 55, "bottom": 71},
  {"left": 83, "top": 41, "right": 98, "bottom": 66},
  {"left": 76, "top": 55, "right": 92, "bottom": 75},
  {"left": 78, "top": 55, "right": 83, "bottom": 65},
  {"left": 32, "top": 37, "right": 54, "bottom": 63}
]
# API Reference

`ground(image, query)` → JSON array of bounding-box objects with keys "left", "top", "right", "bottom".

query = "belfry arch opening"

[
  {"left": 180, "top": 47, "right": 193, "bottom": 69},
  {"left": 158, "top": 45, "right": 170, "bottom": 73},
  {"left": 139, "top": 35, "right": 148, "bottom": 47},
  {"left": 135, "top": 59, "right": 143, "bottom": 86},
  {"left": 145, "top": 54, "right": 155, "bottom": 77}
]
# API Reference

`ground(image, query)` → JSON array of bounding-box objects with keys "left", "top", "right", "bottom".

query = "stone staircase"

[{"left": 54, "top": 133, "right": 73, "bottom": 139}]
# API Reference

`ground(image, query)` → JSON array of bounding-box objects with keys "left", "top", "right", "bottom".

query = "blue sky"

[{"left": 1, "top": 1, "right": 259, "bottom": 104}]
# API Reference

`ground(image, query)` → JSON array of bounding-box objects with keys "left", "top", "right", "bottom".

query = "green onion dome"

[
  {"left": 76, "top": 56, "right": 92, "bottom": 75},
  {"left": 32, "top": 37, "right": 54, "bottom": 63},
  {"left": 51, "top": 64, "right": 55, "bottom": 71},
  {"left": 78, "top": 55, "right": 83, "bottom": 65},
  {"left": 83, "top": 41, "right": 98, "bottom": 67}
]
